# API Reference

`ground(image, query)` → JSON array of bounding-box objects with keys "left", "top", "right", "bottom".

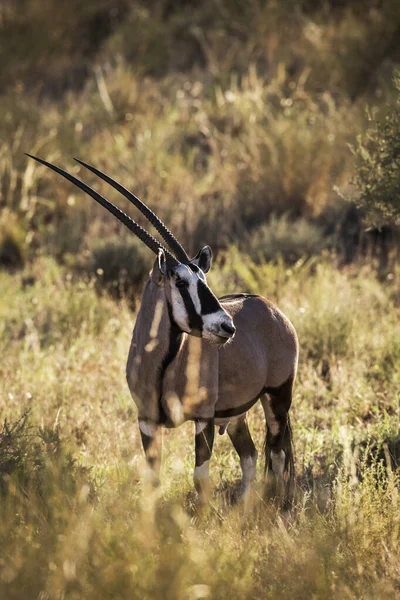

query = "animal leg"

[
  {"left": 194, "top": 419, "right": 214, "bottom": 504},
  {"left": 261, "top": 381, "right": 295, "bottom": 508},
  {"left": 227, "top": 417, "right": 258, "bottom": 507},
  {"left": 139, "top": 420, "right": 161, "bottom": 487}
]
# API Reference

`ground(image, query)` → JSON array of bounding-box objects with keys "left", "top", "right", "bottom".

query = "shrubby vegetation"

[
  {"left": 1, "top": 0, "right": 400, "bottom": 268},
  {"left": 355, "top": 73, "right": 400, "bottom": 226},
  {"left": 1, "top": 1, "right": 400, "bottom": 597}
]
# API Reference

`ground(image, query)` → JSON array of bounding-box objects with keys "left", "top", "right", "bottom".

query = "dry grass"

[
  {"left": 0, "top": 61, "right": 362, "bottom": 263},
  {"left": 0, "top": 255, "right": 399, "bottom": 598},
  {"left": 1, "top": 2, "right": 400, "bottom": 597}
]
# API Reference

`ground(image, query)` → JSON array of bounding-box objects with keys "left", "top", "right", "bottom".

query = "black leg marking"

[
  {"left": 227, "top": 418, "right": 257, "bottom": 462},
  {"left": 195, "top": 419, "right": 215, "bottom": 467},
  {"left": 140, "top": 431, "right": 157, "bottom": 469},
  {"left": 193, "top": 419, "right": 215, "bottom": 503}
]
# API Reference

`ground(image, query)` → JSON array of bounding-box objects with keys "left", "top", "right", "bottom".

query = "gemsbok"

[{"left": 27, "top": 154, "right": 299, "bottom": 507}]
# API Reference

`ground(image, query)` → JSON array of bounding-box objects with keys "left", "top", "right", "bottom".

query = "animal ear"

[
  {"left": 192, "top": 245, "right": 212, "bottom": 273},
  {"left": 157, "top": 248, "right": 167, "bottom": 275},
  {"left": 151, "top": 249, "right": 167, "bottom": 285}
]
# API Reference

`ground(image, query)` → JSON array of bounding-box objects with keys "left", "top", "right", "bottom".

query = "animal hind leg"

[
  {"left": 227, "top": 416, "right": 258, "bottom": 507},
  {"left": 261, "top": 379, "right": 295, "bottom": 508}
]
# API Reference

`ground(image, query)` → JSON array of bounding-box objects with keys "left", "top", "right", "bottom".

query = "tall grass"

[
  {"left": 0, "top": 61, "right": 363, "bottom": 264},
  {"left": 0, "top": 255, "right": 399, "bottom": 598},
  {"left": 1, "top": 1, "right": 400, "bottom": 597}
]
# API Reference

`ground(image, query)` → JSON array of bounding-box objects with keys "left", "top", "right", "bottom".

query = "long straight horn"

[
  {"left": 73, "top": 158, "right": 190, "bottom": 265},
  {"left": 25, "top": 154, "right": 178, "bottom": 265}
]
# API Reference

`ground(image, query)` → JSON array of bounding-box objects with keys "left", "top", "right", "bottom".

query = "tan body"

[
  {"left": 127, "top": 288, "right": 298, "bottom": 426},
  {"left": 127, "top": 275, "right": 298, "bottom": 507}
]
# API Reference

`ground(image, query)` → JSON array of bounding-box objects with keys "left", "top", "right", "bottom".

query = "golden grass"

[
  {"left": 0, "top": 58, "right": 364, "bottom": 266},
  {"left": 0, "top": 255, "right": 399, "bottom": 598},
  {"left": 1, "top": 3, "right": 400, "bottom": 596}
]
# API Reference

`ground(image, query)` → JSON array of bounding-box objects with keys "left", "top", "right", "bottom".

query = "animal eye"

[{"left": 175, "top": 278, "right": 188, "bottom": 289}]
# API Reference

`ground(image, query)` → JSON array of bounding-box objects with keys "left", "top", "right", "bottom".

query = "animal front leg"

[
  {"left": 227, "top": 417, "right": 258, "bottom": 507},
  {"left": 194, "top": 419, "right": 214, "bottom": 504},
  {"left": 139, "top": 420, "right": 161, "bottom": 487}
]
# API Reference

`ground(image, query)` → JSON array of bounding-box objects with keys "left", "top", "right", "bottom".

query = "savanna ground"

[{"left": 1, "top": 1, "right": 400, "bottom": 598}]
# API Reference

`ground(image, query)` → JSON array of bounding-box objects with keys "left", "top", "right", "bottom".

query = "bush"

[
  {"left": 354, "top": 73, "right": 400, "bottom": 226},
  {"left": 0, "top": 410, "right": 93, "bottom": 502},
  {"left": 0, "top": 211, "right": 26, "bottom": 269},
  {"left": 246, "top": 214, "right": 330, "bottom": 263},
  {"left": 88, "top": 237, "right": 151, "bottom": 298}
]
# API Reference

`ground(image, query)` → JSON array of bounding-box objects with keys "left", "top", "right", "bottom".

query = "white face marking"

[
  {"left": 139, "top": 420, "right": 157, "bottom": 437},
  {"left": 170, "top": 288, "right": 190, "bottom": 332},
  {"left": 193, "top": 459, "right": 210, "bottom": 482},
  {"left": 271, "top": 449, "right": 285, "bottom": 476},
  {"left": 169, "top": 264, "right": 198, "bottom": 332},
  {"left": 202, "top": 312, "right": 234, "bottom": 342},
  {"left": 168, "top": 264, "right": 234, "bottom": 341}
]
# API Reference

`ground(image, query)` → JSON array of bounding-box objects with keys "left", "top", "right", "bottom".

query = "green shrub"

[
  {"left": 354, "top": 73, "right": 400, "bottom": 225},
  {"left": 247, "top": 214, "right": 329, "bottom": 263}
]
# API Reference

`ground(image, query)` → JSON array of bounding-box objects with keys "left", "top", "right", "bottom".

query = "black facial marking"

[
  {"left": 197, "top": 280, "right": 222, "bottom": 315},
  {"left": 178, "top": 286, "right": 203, "bottom": 332},
  {"left": 189, "top": 263, "right": 200, "bottom": 273}
]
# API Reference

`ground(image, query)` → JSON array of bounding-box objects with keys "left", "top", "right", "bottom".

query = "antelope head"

[{"left": 26, "top": 154, "right": 236, "bottom": 344}]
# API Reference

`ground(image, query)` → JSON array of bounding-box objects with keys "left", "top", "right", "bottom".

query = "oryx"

[{"left": 27, "top": 154, "right": 299, "bottom": 507}]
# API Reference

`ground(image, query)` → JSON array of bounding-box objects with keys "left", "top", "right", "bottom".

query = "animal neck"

[
  {"left": 161, "top": 302, "right": 184, "bottom": 374},
  {"left": 128, "top": 279, "right": 184, "bottom": 423}
]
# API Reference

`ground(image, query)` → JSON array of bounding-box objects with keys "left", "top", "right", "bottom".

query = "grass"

[
  {"left": 1, "top": 1, "right": 400, "bottom": 596},
  {"left": 0, "top": 61, "right": 362, "bottom": 262},
  {"left": 0, "top": 254, "right": 399, "bottom": 598}
]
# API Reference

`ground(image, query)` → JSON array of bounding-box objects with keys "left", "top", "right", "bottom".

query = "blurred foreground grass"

[{"left": 1, "top": 252, "right": 399, "bottom": 599}]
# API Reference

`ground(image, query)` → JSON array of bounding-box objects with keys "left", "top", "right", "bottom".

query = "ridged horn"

[
  {"left": 74, "top": 158, "right": 190, "bottom": 265},
  {"left": 25, "top": 154, "right": 179, "bottom": 265}
]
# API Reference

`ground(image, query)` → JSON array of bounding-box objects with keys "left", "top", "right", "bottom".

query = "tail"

[
  {"left": 286, "top": 413, "right": 295, "bottom": 495},
  {"left": 263, "top": 423, "right": 270, "bottom": 477}
]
